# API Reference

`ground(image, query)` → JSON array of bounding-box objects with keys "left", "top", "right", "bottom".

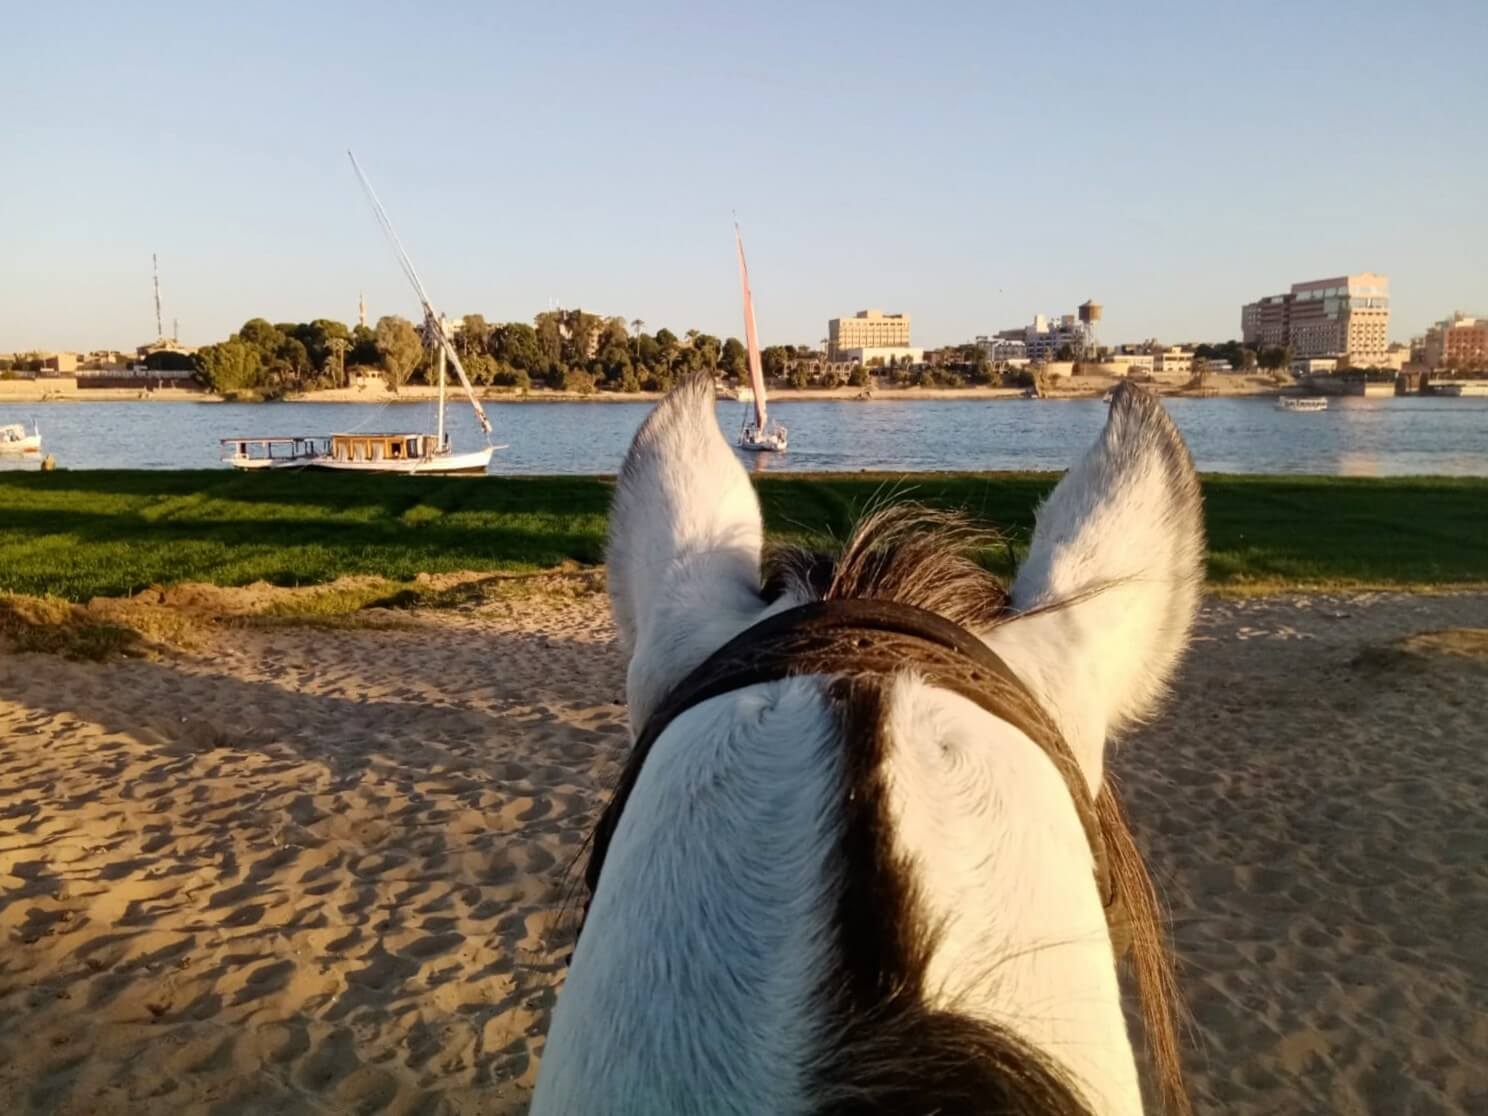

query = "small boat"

[
  {"left": 1277, "top": 396, "right": 1328, "bottom": 412},
  {"left": 224, "top": 152, "right": 499, "bottom": 475},
  {"left": 734, "top": 222, "right": 787, "bottom": 453},
  {"left": 0, "top": 421, "right": 41, "bottom": 455}
]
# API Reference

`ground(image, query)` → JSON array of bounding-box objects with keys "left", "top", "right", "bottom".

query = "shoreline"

[{"left": 0, "top": 378, "right": 1291, "bottom": 405}]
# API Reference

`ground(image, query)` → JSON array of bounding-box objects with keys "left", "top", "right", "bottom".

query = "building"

[
  {"left": 974, "top": 336, "right": 1028, "bottom": 363},
  {"left": 828, "top": 309, "right": 911, "bottom": 360},
  {"left": 840, "top": 345, "right": 924, "bottom": 368},
  {"left": 1291, "top": 357, "right": 1338, "bottom": 376},
  {"left": 1421, "top": 313, "right": 1488, "bottom": 370},
  {"left": 1152, "top": 347, "right": 1194, "bottom": 377},
  {"left": 1241, "top": 273, "right": 1391, "bottom": 366},
  {"left": 995, "top": 312, "right": 1093, "bottom": 362}
]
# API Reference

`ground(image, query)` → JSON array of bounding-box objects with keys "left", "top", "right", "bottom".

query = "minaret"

[{"left": 153, "top": 254, "right": 165, "bottom": 340}]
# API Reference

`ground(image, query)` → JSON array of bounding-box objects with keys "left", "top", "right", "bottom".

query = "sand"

[{"left": 2, "top": 588, "right": 1485, "bottom": 1114}]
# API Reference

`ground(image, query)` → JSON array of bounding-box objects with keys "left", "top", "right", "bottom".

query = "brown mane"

[{"left": 767, "top": 504, "right": 1190, "bottom": 1116}]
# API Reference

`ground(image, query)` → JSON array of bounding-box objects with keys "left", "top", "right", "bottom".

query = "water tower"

[{"left": 1078, "top": 299, "right": 1103, "bottom": 357}]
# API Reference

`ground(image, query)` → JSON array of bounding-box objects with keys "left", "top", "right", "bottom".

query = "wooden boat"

[
  {"left": 0, "top": 421, "right": 41, "bottom": 455},
  {"left": 734, "top": 223, "right": 787, "bottom": 453},
  {"left": 1277, "top": 396, "right": 1328, "bottom": 412},
  {"left": 224, "top": 152, "right": 499, "bottom": 475}
]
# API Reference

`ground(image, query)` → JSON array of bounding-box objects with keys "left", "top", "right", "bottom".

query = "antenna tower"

[{"left": 153, "top": 254, "right": 165, "bottom": 340}]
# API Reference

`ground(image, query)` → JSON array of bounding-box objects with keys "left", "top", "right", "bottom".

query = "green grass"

[{"left": 1, "top": 470, "right": 1485, "bottom": 602}]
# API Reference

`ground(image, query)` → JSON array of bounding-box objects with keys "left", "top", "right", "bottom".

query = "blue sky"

[{"left": 5, "top": 0, "right": 1485, "bottom": 353}]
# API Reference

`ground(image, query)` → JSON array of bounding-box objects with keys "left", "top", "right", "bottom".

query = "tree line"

[{"left": 191, "top": 310, "right": 778, "bottom": 397}]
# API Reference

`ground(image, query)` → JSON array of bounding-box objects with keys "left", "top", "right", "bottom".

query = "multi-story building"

[
  {"left": 1241, "top": 273, "right": 1391, "bottom": 366},
  {"left": 994, "top": 313, "right": 1092, "bottom": 362},
  {"left": 974, "top": 336, "right": 1028, "bottom": 363},
  {"left": 828, "top": 309, "right": 910, "bottom": 360},
  {"left": 1421, "top": 313, "right": 1488, "bottom": 370},
  {"left": 1152, "top": 347, "right": 1194, "bottom": 377}
]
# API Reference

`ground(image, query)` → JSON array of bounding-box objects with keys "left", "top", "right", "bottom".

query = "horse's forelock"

[{"left": 764, "top": 503, "right": 1012, "bottom": 630}]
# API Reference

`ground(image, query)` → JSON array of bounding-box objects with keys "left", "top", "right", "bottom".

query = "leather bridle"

[{"left": 582, "top": 599, "right": 1122, "bottom": 946}]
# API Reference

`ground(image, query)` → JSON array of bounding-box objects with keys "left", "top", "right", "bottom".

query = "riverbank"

[
  {"left": 1, "top": 584, "right": 1484, "bottom": 1114},
  {"left": 0, "top": 374, "right": 1288, "bottom": 404},
  {"left": 2, "top": 470, "right": 1484, "bottom": 601}
]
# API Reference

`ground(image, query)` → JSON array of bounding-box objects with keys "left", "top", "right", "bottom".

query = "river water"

[{"left": 0, "top": 396, "right": 1484, "bottom": 475}]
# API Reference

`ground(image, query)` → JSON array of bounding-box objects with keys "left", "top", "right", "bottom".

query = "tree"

[
  {"left": 721, "top": 337, "right": 747, "bottom": 379},
  {"left": 195, "top": 340, "right": 264, "bottom": 394},
  {"left": 761, "top": 345, "right": 788, "bottom": 383},
  {"left": 490, "top": 322, "right": 544, "bottom": 372},
  {"left": 849, "top": 364, "right": 870, "bottom": 388},
  {"left": 238, "top": 318, "right": 284, "bottom": 356},
  {"left": 350, "top": 324, "right": 379, "bottom": 366},
  {"left": 375, "top": 315, "right": 423, "bottom": 390},
  {"left": 691, "top": 333, "right": 720, "bottom": 374},
  {"left": 459, "top": 314, "right": 491, "bottom": 359},
  {"left": 789, "top": 363, "right": 810, "bottom": 390},
  {"left": 1055, "top": 342, "right": 1076, "bottom": 362},
  {"left": 630, "top": 319, "right": 645, "bottom": 359}
]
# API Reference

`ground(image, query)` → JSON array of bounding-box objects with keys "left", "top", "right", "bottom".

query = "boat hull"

[
  {"left": 303, "top": 447, "right": 494, "bottom": 475},
  {"left": 0, "top": 437, "right": 41, "bottom": 455}
]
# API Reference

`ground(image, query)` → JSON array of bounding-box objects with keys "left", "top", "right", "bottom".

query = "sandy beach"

[{"left": 2, "top": 586, "right": 1485, "bottom": 1114}]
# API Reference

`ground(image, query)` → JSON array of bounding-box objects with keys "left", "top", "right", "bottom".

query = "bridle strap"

[{"left": 585, "top": 600, "right": 1116, "bottom": 931}]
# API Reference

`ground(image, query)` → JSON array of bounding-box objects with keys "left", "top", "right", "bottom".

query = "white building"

[
  {"left": 995, "top": 313, "right": 1093, "bottom": 362},
  {"left": 841, "top": 345, "right": 923, "bottom": 367},
  {"left": 974, "top": 336, "right": 1028, "bottom": 362},
  {"left": 1152, "top": 347, "right": 1194, "bottom": 377}
]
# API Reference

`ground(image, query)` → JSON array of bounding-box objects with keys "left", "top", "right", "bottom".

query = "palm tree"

[{"left": 630, "top": 319, "right": 644, "bottom": 360}]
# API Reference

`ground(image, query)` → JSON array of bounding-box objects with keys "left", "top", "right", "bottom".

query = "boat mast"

[
  {"left": 436, "top": 335, "right": 447, "bottom": 450},
  {"left": 347, "top": 150, "right": 493, "bottom": 441},
  {"left": 735, "top": 222, "right": 767, "bottom": 430}
]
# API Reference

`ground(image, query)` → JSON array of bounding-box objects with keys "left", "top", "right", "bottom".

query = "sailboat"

[
  {"left": 222, "top": 153, "right": 499, "bottom": 475},
  {"left": 734, "top": 223, "right": 787, "bottom": 453}
]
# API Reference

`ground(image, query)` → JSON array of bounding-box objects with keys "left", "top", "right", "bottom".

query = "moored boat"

[
  {"left": 224, "top": 152, "right": 500, "bottom": 475},
  {"left": 1277, "top": 396, "right": 1328, "bottom": 411},
  {"left": 0, "top": 421, "right": 41, "bottom": 455}
]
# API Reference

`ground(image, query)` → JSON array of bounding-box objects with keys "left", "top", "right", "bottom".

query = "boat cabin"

[
  {"left": 219, "top": 436, "right": 327, "bottom": 468},
  {"left": 329, "top": 432, "right": 440, "bottom": 464}
]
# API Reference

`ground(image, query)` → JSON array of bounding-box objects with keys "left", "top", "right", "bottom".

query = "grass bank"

[{"left": 1, "top": 470, "right": 1485, "bottom": 601}]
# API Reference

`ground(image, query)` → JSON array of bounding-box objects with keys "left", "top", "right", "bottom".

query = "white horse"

[{"left": 534, "top": 376, "right": 1203, "bottom": 1115}]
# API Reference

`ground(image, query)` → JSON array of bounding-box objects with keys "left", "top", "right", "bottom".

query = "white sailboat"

[
  {"left": 0, "top": 421, "right": 41, "bottom": 456},
  {"left": 734, "top": 223, "right": 787, "bottom": 453},
  {"left": 223, "top": 152, "right": 499, "bottom": 475}
]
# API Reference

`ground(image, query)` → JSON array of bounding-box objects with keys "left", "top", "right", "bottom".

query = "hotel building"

[
  {"left": 828, "top": 309, "right": 911, "bottom": 361},
  {"left": 1241, "top": 273, "right": 1391, "bottom": 366}
]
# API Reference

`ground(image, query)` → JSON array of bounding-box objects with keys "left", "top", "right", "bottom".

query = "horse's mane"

[{"left": 766, "top": 504, "right": 1190, "bottom": 1116}]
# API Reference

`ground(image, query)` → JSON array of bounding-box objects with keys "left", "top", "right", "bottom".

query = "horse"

[{"left": 533, "top": 375, "right": 1203, "bottom": 1115}]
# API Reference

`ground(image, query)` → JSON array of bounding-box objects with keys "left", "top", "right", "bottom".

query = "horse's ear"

[
  {"left": 983, "top": 384, "right": 1205, "bottom": 792},
  {"left": 608, "top": 373, "right": 769, "bottom": 727}
]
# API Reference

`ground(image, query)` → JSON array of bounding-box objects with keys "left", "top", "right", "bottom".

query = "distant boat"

[
  {"left": 223, "top": 152, "right": 500, "bottom": 475},
  {"left": 733, "top": 223, "right": 787, "bottom": 453},
  {"left": 0, "top": 421, "right": 40, "bottom": 455},
  {"left": 1277, "top": 396, "right": 1328, "bottom": 412}
]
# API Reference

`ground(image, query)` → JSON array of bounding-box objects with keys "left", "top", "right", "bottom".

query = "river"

[{"left": 0, "top": 396, "right": 1484, "bottom": 475}]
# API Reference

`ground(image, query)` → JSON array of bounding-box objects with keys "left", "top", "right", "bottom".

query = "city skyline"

[{"left": 5, "top": 1, "right": 1485, "bottom": 354}]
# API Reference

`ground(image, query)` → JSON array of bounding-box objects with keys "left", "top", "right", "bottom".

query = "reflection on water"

[{"left": 0, "top": 396, "right": 1484, "bottom": 477}]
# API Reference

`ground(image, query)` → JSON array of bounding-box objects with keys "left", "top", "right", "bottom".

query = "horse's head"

[{"left": 540, "top": 374, "right": 1204, "bottom": 1115}]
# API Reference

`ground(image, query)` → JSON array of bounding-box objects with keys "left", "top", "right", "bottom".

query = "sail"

[{"left": 735, "top": 223, "right": 767, "bottom": 428}]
